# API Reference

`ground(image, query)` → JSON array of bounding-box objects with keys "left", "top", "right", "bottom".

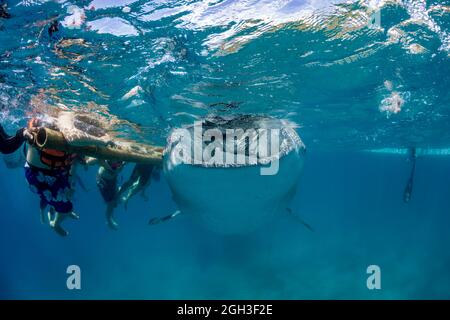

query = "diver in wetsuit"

[{"left": 403, "top": 147, "right": 417, "bottom": 203}]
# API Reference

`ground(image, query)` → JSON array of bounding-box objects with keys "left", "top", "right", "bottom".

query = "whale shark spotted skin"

[
  {"left": 163, "top": 115, "right": 306, "bottom": 235},
  {"left": 365, "top": 148, "right": 450, "bottom": 156}
]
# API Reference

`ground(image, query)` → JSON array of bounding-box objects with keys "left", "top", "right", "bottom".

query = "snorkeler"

[
  {"left": 25, "top": 118, "right": 80, "bottom": 236},
  {"left": 94, "top": 159, "right": 125, "bottom": 230},
  {"left": 117, "top": 164, "right": 156, "bottom": 209},
  {"left": 24, "top": 112, "right": 115, "bottom": 236},
  {"left": 403, "top": 147, "right": 417, "bottom": 203}
]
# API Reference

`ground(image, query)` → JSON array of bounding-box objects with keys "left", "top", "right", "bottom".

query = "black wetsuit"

[
  {"left": 403, "top": 147, "right": 417, "bottom": 203},
  {"left": 0, "top": 125, "right": 25, "bottom": 154}
]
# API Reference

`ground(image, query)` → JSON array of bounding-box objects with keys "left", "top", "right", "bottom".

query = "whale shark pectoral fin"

[
  {"left": 286, "top": 208, "right": 315, "bottom": 232},
  {"left": 149, "top": 210, "right": 182, "bottom": 226}
]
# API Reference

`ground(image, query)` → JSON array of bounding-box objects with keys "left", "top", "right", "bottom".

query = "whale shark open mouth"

[
  {"left": 163, "top": 115, "right": 306, "bottom": 234},
  {"left": 164, "top": 114, "right": 305, "bottom": 169}
]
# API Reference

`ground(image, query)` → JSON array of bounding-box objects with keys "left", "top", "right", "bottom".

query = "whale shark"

[{"left": 163, "top": 115, "right": 306, "bottom": 234}]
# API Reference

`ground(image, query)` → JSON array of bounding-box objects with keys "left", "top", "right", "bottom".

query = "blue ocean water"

[
  {"left": 1, "top": 0, "right": 450, "bottom": 299},
  {"left": 2, "top": 152, "right": 450, "bottom": 299}
]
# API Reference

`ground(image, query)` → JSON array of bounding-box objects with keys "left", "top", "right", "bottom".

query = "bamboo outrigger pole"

[{"left": 31, "top": 127, "right": 163, "bottom": 165}]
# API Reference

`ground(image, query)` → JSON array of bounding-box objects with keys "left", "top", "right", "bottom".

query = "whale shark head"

[{"left": 163, "top": 115, "right": 306, "bottom": 234}]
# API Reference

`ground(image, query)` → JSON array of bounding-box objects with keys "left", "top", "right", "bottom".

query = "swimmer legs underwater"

[
  {"left": 403, "top": 147, "right": 417, "bottom": 203},
  {"left": 24, "top": 119, "right": 80, "bottom": 237},
  {"left": 117, "top": 164, "right": 182, "bottom": 226},
  {"left": 93, "top": 159, "right": 125, "bottom": 230},
  {"left": 1, "top": 123, "right": 79, "bottom": 236},
  {"left": 24, "top": 116, "right": 114, "bottom": 236},
  {"left": 117, "top": 163, "right": 156, "bottom": 209},
  {"left": 4, "top": 110, "right": 164, "bottom": 235}
]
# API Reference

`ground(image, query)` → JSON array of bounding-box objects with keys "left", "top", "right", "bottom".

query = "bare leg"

[
  {"left": 149, "top": 210, "right": 181, "bottom": 225},
  {"left": 119, "top": 164, "right": 153, "bottom": 209},
  {"left": 106, "top": 202, "right": 118, "bottom": 230},
  {"left": 49, "top": 210, "right": 79, "bottom": 237}
]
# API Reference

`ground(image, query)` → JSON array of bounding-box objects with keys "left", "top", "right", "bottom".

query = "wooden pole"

[{"left": 32, "top": 127, "right": 163, "bottom": 165}]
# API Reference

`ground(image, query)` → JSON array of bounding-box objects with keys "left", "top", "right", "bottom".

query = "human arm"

[{"left": 0, "top": 125, "right": 29, "bottom": 154}]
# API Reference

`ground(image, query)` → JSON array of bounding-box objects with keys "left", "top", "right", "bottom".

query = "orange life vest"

[
  {"left": 28, "top": 118, "right": 76, "bottom": 169},
  {"left": 40, "top": 148, "right": 76, "bottom": 168}
]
